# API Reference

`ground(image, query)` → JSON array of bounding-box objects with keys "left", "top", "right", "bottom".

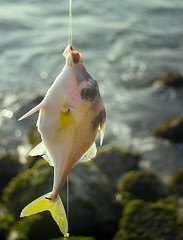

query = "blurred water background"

[{"left": 0, "top": 0, "right": 183, "bottom": 179}]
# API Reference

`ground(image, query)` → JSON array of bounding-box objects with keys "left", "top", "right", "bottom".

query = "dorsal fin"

[
  {"left": 77, "top": 141, "right": 97, "bottom": 164},
  {"left": 100, "top": 120, "right": 106, "bottom": 146},
  {"left": 29, "top": 142, "right": 54, "bottom": 167}
]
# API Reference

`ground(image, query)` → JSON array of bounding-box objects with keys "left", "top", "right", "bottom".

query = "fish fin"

[
  {"left": 36, "top": 108, "right": 43, "bottom": 127},
  {"left": 18, "top": 102, "right": 43, "bottom": 121},
  {"left": 100, "top": 120, "right": 106, "bottom": 146},
  {"left": 29, "top": 142, "right": 54, "bottom": 167},
  {"left": 77, "top": 141, "right": 97, "bottom": 164},
  {"left": 20, "top": 192, "right": 68, "bottom": 236}
]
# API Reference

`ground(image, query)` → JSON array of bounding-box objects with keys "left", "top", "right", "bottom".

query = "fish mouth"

[{"left": 71, "top": 51, "right": 80, "bottom": 64}]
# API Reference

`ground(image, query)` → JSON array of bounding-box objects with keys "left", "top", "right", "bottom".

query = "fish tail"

[
  {"left": 18, "top": 103, "right": 43, "bottom": 121},
  {"left": 20, "top": 192, "right": 68, "bottom": 236}
]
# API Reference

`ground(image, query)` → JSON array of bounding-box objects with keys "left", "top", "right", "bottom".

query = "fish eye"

[{"left": 81, "top": 85, "right": 97, "bottom": 101}]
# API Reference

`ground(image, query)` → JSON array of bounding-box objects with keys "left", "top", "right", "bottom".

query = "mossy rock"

[
  {"left": 94, "top": 144, "right": 141, "bottom": 186},
  {"left": 152, "top": 114, "right": 183, "bottom": 142},
  {"left": 64, "top": 163, "right": 121, "bottom": 239},
  {"left": 50, "top": 236, "right": 96, "bottom": 240},
  {"left": 113, "top": 197, "right": 183, "bottom": 240},
  {"left": 6, "top": 230, "right": 28, "bottom": 240},
  {"left": 0, "top": 213, "right": 15, "bottom": 239},
  {"left": 2, "top": 145, "right": 122, "bottom": 240},
  {"left": 152, "top": 70, "right": 183, "bottom": 89},
  {"left": 2, "top": 158, "right": 52, "bottom": 217},
  {"left": 0, "top": 153, "right": 20, "bottom": 195},
  {"left": 118, "top": 170, "right": 167, "bottom": 202},
  {"left": 11, "top": 212, "right": 60, "bottom": 240},
  {"left": 27, "top": 125, "right": 41, "bottom": 147},
  {"left": 169, "top": 168, "right": 183, "bottom": 196}
]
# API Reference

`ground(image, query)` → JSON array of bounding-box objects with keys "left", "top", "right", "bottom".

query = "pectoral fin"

[
  {"left": 77, "top": 141, "right": 97, "bottom": 163},
  {"left": 29, "top": 142, "right": 54, "bottom": 167},
  {"left": 100, "top": 120, "right": 106, "bottom": 146}
]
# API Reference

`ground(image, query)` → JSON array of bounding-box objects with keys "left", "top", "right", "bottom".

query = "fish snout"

[{"left": 71, "top": 51, "right": 81, "bottom": 64}]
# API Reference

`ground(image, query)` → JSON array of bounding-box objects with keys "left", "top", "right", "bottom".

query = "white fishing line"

[
  {"left": 66, "top": 176, "right": 69, "bottom": 225},
  {"left": 68, "top": 0, "right": 72, "bottom": 45}
]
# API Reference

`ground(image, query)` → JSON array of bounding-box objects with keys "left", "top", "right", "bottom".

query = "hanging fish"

[{"left": 18, "top": 44, "right": 106, "bottom": 237}]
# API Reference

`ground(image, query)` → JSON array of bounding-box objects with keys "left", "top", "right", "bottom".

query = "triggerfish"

[{"left": 18, "top": 44, "right": 106, "bottom": 237}]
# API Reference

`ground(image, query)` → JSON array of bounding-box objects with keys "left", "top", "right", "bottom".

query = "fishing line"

[
  {"left": 64, "top": 176, "right": 70, "bottom": 239},
  {"left": 66, "top": 176, "right": 69, "bottom": 223},
  {"left": 65, "top": 1, "right": 72, "bottom": 238},
  {"left": 68, "top": 0, "right": 73, "bottom": 46}
]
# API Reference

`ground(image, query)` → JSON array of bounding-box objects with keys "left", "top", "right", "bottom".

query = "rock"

[
  {"left": 7, "top": 230, "right": 27, "bottom": 240},
  {"left": 11, "top": 213, "right": 60, "bottom": 240},
  {"left": 113, "top": 196, "right": 183, "bottom": 240},
  {"left": 0, "top": 212, "right": 15, "bottom": 240},
  {"left": 152, "top": 114, "right": 183, "bottom": 142},
  {"left": 151, "top": 70, "right": 183, "bottom": 89},
  {"left": 1, "top": 143, "right": 143, "bottom": 239},
  {"left": 2, "top": 159, "right": 52, "bottom": 218},
  {"left": 50, "top": 237, "right": 96, "bottom": 240},
  {"left": 169, "top": 168, "right": 183, "bottom": 196},
  {"left": 0, "top": 153, "right": 20, "bottom": 195},
  {"left": 93, "top": 144, "right": 141, "bottom": 187},
  {"left": 27, "top": 125, "right": 41, "bottom": 148},
  {"left": 117, "top": 170, "right": 168, "bottom": 202},
  {"left": 2, "top": 150, "right": 122, "bottom": 239}
]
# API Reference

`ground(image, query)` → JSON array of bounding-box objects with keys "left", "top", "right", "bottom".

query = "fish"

[{"left": 18, "top": 44, "right": 106, "bottom": 237}]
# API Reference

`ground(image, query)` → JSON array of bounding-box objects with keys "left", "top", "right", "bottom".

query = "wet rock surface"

[
  {"left": 152, "top": 114, "right": 183, "bottom": 142},
  {"left": 151, "top": 70, "right": 183, "bottom": 89}
]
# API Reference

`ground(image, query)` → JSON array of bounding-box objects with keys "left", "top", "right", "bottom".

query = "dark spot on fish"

[
  {"left": 81, "top": 85, "right": 97, "bottom": 101},
  {"left": 92, "top": 110, "right": 106, "bottom": 130},
  {"left": 71, "top": 51, "right": 80, "bottom": 64},
  {"left": 45, "top": 197, "right": 52, "bottom": 200}
]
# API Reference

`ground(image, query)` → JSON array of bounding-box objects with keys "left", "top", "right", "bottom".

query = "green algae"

[
  {"left": 113, "top": 197, "right": 183, "bottom": 240},
  {"left": 2, "top": 159, "right": 51, "bottom": 217},
  {"left": 27, "top": 125, "right": 41, "bottom": 147},
  {"left": 0, "top": 213, "right": 15, "bottom": 239},
  {"left": 118, "top": 170, "right": 166, "bottom": 202},
  {"left": 50, "top": 237, "right": 96, "bottom": 240},
  {"left": 169, "top": 168, "right": 183, "bottom": 196}
]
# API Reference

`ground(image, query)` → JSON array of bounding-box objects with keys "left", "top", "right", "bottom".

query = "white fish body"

[{"left": 19, "top": 45, "right": 106, "bottom": 236}]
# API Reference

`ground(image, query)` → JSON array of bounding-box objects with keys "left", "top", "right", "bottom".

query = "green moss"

[
  {"left": 94, "top": 144, "right": 140, "bottom": 187},
  {"left": 169, "top": 168, "right": 183, "bottom": 196},
  {"left": 11, "top": 215, "right": 40, "bottom": 237},
  {"left": 27, "top": 125, "right": 41, "bottom": 147},
  {"left": 113, "top": 197, "right": 183, "bottom": 240},
  {"left": 50, "top": 237, "right": 96, "bottom": 240},
  {"left": 0, "top": 213, "right": 15, "bottom": 239},
  {"left": 0, "top": 153, "right": 19, "bottom": 195},
  {"left": 2, "top": 159, "right": 50, "bottom": 217},
  {"left": 118, "top": 170, "right": 166, "bottom": 202}
]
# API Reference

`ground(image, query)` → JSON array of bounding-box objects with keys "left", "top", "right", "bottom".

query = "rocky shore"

[{"left": 1, "top": 70, "right": 183, "bottom": 240}]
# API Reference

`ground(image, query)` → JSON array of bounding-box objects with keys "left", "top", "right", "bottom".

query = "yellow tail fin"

[{"left": 20, "top": 192, "right": 68, "bottom": 236}]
